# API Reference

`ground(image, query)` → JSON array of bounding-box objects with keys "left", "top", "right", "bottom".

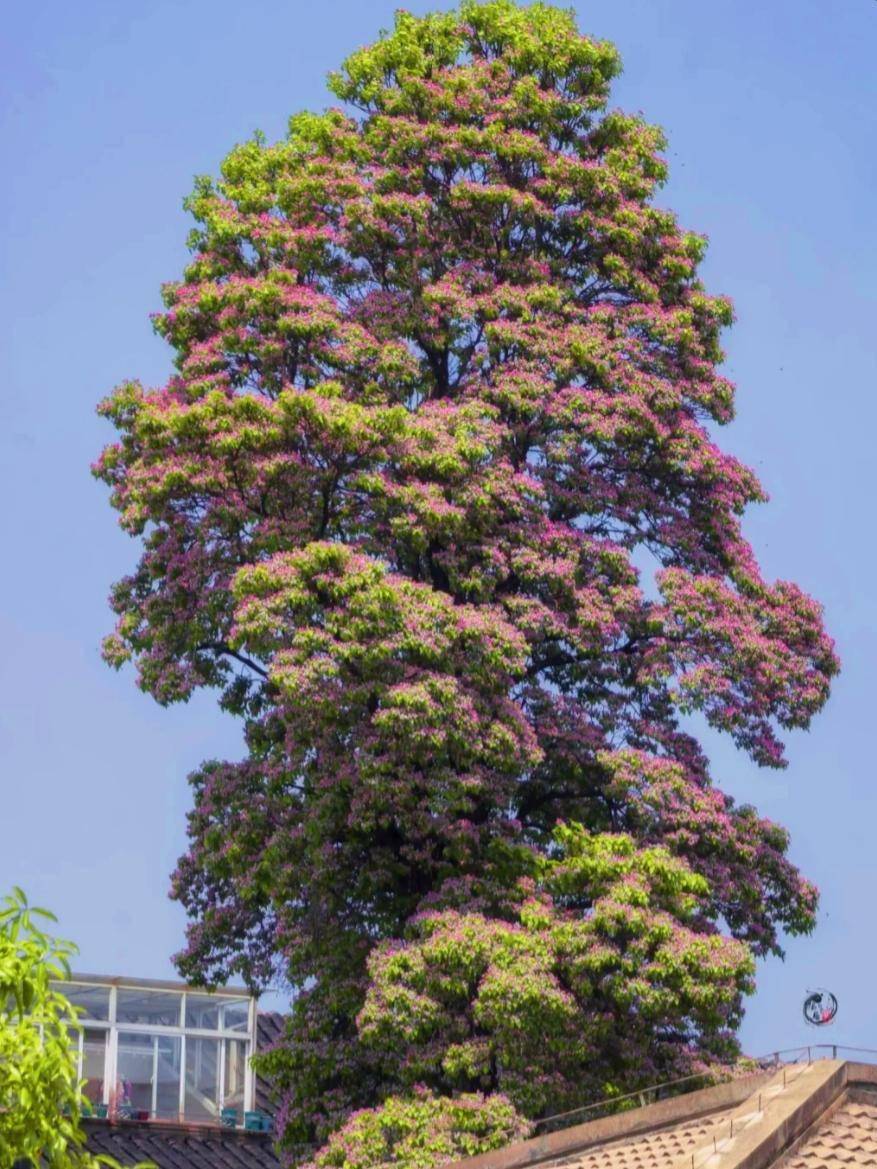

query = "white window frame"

[{"left": 60, "top": 979, "right": 257, "bottom": 1121}]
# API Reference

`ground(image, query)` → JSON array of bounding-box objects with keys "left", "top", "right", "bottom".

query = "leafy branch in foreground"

[{"left": 0, "top": 888, "right": 150, "bottom": 1169}]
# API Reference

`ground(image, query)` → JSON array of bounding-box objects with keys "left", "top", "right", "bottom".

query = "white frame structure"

[{"left": 59, "top": 974, "right": 258, "bottom": 1124}]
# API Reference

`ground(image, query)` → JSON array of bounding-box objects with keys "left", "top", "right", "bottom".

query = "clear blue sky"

[{"left": 1, "top": 0, "right": 874, "bottom": 1053}]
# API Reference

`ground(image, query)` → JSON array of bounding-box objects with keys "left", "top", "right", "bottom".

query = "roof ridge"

[
  {"left": 668, "top": 1063, "right": 823, "bottom": 1169},
  {"left": 444, "top": 1073, "right": 777, "bottom": 1169},
  {"left": 664, "top": 1062, "right": 847, "bottom": 1169},
  {"left": 443, "top": 1061, "right": 877, "bottom": 1169}
]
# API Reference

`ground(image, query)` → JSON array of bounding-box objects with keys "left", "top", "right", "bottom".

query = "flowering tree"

[
  {"left": 94, "top": 1, "right": 837, "bottom": 1162},
  {"left": 357, "top": 829, "right": 754, "bottom": 1118},
  {"left": 310, "top": 1091, "right": 528, "bottom": 1169}
]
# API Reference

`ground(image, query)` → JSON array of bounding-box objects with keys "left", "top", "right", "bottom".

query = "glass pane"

[
  {"left": 154, "top": 1035, "right": 182, "bottom": 1119},
  {"left": 115, "top": 1032, "right": 153, "bottom": 1115},
  {"left": 56, "top": 983, "right": 110, "bottom": 1021},
  {"left": 185, "top": 993, "right": 219, "bottom": 1031},
  {"left": 223, "top": 1039, "right": 248, "bottom": 1112},
  {"left": 116, "top": 988, "right": 182, "bottom": 1027},
  {"left": 184, "top": 1035, "right": 221, "bottom": 1120},
  {"left": 67, "top": 1027, "right": 82, "bottom": 1076},
  {"left": 116, "top": 1032, "right": 181, "bottom": 1119},
  {"left": 219, "top": 998, "right": 250, "bottom": 1032},
  {"left": 83, "top": 1029, "right": 107, "bottom": 1106}
]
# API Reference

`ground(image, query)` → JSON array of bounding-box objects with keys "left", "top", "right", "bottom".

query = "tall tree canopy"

[{"left": 95, "top": 1, "right": 837, "bottom": 1161}]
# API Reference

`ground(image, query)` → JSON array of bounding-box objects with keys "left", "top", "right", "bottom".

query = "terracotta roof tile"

[
  {"left": 549, "top": 1108, "right": 736, "bottom": 1169},
  {"left": 783, "top": 1100, "right": 877, "bottom": 1169}
]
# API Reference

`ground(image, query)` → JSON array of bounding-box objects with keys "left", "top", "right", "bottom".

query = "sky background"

[{"left": 1, "top": 0, "right": 874, "bottom": 1054}]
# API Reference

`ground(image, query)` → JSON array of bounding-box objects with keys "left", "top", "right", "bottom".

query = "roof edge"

[
  {"left": 845, "top": 1061, "right": 877, "bottom": 1089},
  {"left": 683, "top": 1059, "right": 846, "bottom": 1169},
  {"left": 444, "top": 1072, "right": 777, "bottom": 1169},
  {"left": 81, "top": 1117, "right": 274, "bottom": 1143},
  {"left": 69, "top": 971, "right": 254, "bottom": 997}
]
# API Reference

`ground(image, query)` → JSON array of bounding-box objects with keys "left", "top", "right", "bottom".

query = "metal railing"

[
  {"left": 530, "top": 1044, "right": 877, "bottom": 1138},
  {"left": 759, "top": 1043, "right": 877, "bottom": 1065},
  {"left": 532, "top": 1070, "right": 752, "bottom": 1135}
]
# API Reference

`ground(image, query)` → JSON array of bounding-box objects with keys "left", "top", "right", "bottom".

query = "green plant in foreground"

[{"left": 0, "top": 888, "right": 150, "bottom": 1169}]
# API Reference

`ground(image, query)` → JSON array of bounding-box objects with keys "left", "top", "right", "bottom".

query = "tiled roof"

[
  {"left": 782, "top": 1095, "right": 877, "bottom": 1169},
  {"left": 83, "top": 1119, "right": 281, "bottom": 1169},
  {"left": 255, "top": 1011, "right": 286, "bottom": 1118},
  {"left": 257, "top": 1012, "right": 286, "bottom": 1050},
  {"left": 550, "top": 1106, "right": 735, "bottom": 1169},
  {"left": 449, "top": 1061, "right": 877, "bottom": 1169}
]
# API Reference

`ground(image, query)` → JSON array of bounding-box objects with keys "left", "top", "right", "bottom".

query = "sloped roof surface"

[
  {"left": 83, "top": 1120, "right": 281, "bottom": 1169},
  {"left": 550, "top": 1106, "right": 735, "bottom": 1169},
  {"left": 782, "top": 1095, "right": 877, "bottom": 1169},
  {"left": 257, "top": 1012, "right": 286, "bottom": 1049},
  {"left": 546, "top": 1063, "right": 821, "bottom": 1169},
  {"left": 255, "top": 1011, "right": 286, "bottom": 1117},
  {"left": 449, "top": 1061, "right": 877, "bottom": 1169}
]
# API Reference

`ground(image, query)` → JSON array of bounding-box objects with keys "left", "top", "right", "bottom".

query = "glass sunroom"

[{"left": 54, "top": 974, "right": 258, "bottom": 1124}]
